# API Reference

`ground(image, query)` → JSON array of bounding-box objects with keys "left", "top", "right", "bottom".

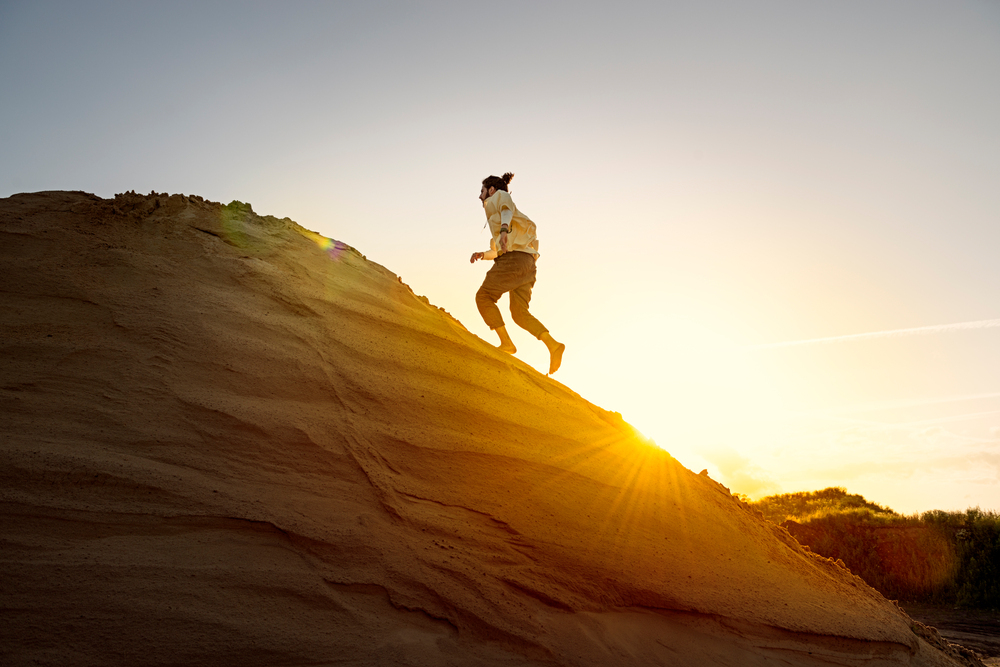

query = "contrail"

[
  {"left": 800, "top": 408, "right": 1000, "bottom": 429},
  {"left": 750, "top": 318, "right": 1000, "bottom": 349},
  {"left": 788, "top": 391, "right": 1000, "bottom": 417}
]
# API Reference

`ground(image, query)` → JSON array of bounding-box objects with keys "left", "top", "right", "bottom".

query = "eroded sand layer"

[{"left": 0, "top": 191, "right": 981, "bottom": 666}]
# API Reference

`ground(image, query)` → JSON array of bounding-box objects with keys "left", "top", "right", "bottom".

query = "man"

[{"left": 469, "top": 172, "right": 565, "bottom": 374}]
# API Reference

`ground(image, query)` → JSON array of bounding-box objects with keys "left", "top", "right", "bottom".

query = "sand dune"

[{"left": 0, "top": 191, "right": 982, "bottom": 666}]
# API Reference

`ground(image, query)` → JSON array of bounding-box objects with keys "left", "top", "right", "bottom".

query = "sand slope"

[{"left": 0, "top": 191, "right": 981, "bottom": 666}]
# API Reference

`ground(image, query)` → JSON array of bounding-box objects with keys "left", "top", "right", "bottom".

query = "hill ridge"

[{"left": 0, "top": 190, "right": 980, "bottom": 666}]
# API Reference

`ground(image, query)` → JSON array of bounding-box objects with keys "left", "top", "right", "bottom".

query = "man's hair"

[{"left": 482, "top": 172, "right": 514, "bottom": 193}]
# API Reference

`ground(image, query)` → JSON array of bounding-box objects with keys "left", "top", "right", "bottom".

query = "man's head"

[{"left": 479, "top": 172, "right": 514, "bottom": 202}]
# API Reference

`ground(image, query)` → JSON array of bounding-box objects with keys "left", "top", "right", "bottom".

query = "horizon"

[{"left": 2, "top": 1, "right": 998, "bottom": 514}]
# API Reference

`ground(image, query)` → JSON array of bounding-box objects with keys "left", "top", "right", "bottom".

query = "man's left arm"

[{"left": 499, "top": 207, "right": 512, "bottom": 253}]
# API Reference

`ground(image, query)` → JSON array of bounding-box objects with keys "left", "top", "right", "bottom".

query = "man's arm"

[
  {"left": 498, "top": 205, "right": 513, "bottom": 253},
  {"left": 470, "top": 239, "right": 498, "bottom": 263}
]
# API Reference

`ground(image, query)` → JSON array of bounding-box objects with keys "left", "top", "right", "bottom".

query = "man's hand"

[
  {"left": 499, "top": 230, "right": 508, "bottom": 254},
  {"left": 470, "top": 251, "right": 484, "bottom": 263}
]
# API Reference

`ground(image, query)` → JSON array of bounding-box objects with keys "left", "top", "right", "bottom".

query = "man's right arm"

[{"left": 472, "top": 238, "right": 498, "bottom": 263}]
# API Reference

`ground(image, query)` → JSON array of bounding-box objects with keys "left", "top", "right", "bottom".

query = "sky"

[{"left": 2, "top": 1, "right": 999, "bottom": 514}]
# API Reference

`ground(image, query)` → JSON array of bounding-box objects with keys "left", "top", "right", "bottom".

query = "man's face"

[{"left": 479, "top": 185, "right": 495, "bottom": 203}]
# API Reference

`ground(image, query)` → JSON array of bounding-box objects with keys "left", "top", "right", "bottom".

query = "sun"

[{"left": 574, "top": 313, "right": 786, "bottom": 485}]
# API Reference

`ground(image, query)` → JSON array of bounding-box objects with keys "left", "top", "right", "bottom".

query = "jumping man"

[{"left": 470, "top": 172, "right": 565, "bottom": 374}]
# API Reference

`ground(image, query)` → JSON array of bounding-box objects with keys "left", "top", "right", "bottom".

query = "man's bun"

[{"left": 482, "top": 172, "right": 515, "bottom": 193}]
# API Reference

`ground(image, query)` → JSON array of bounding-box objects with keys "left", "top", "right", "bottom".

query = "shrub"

[
  {"left": 753, "top": 492, "right": 1000, "bottom": 608},
  {"left": 753, "top": 487, "right": 894, "bottom": 525}
]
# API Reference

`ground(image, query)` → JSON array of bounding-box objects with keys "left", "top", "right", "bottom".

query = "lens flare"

[{"left": 301, "top": 228, "right": 349, "bottom": 261}]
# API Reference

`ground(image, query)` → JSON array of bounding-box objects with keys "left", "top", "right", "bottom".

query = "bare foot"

[
  {"left": 495, "top": 326, "right": 516, "bottom": 355},
  {"left": 548, "top": 342, "right": 565, "bottom": 374}
]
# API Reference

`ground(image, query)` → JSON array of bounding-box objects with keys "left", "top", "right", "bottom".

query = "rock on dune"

[{"left": 0, "top": 191, "right": 982, "bottom": 666}]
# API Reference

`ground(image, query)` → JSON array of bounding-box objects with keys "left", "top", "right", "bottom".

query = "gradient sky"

[{"left": 3, "top": 1, "right": 999, "bottom": 514}]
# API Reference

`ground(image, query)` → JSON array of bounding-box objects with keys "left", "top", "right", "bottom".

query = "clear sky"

[{"left": 3, "top": 1, "right": 998, "bottom": 514}]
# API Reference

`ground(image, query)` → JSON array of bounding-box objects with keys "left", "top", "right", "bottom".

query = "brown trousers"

[{"left": 475, "top": 251, "right": 548, "bottom": 339}]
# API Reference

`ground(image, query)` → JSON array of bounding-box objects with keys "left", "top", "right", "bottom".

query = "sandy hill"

[{"left": 0, "top": 191, "right": 982, "bottom": 666}]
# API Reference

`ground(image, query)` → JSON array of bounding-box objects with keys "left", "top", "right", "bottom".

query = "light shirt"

[{"left": 481, "top": 190, "right": 540, "bottom": 261}]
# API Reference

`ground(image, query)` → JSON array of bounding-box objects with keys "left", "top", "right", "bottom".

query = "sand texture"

[{"left": 0, "top": 191, "right": 983, "bottom": 666}]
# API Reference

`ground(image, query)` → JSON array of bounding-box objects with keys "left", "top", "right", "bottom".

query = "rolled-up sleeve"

[{"left": 482, "top": 238, "right": 498, "bottom": 260}]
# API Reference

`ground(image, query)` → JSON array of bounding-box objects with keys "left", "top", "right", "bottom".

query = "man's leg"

[
  {"left": 508, "top": 280, "right": 547, "bottom": 339},
  {"left": 476, "top": 254, "right": 529, "bottom": 354},
  {"left": 509, "top": 261, "right": 565, "bottom": 374},
  {"left": 493, "top": 325, "right": 516, "bottom": 354},
  {"left": 541, "top": 332, "right": 565, "bottom": 375}
]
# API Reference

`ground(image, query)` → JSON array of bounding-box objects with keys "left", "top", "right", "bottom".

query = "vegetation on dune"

[
  {"left": 753, "top": 487, "right": 895, "bottom": 524},
  {"left": 751, "top": 488, "right": 1000, "bottom": 608}
]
